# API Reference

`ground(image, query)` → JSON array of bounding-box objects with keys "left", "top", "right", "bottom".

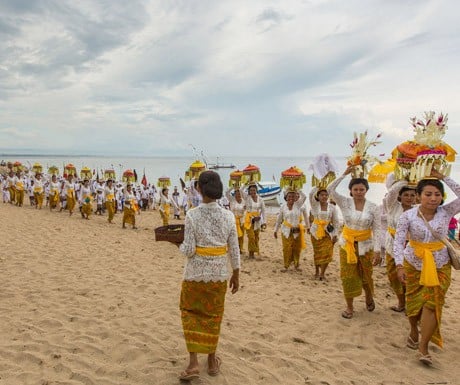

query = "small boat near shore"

[
  {"left": 256, "top": 181, "right": 281, "bottom": 203},
  {"left": 207, "top": 157, "right": 236, "bottom": 170}
]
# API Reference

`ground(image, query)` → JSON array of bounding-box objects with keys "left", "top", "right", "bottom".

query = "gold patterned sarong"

[
  {"left": 67, "top": 195, "right": 76, "bottom": 211},
  {"left": 246, "top": 227, "right": 259, "bottom": 253},
  {"left": 160, "top": 203, "right": 170, "bottom": 226},
  {"left": 50, "top": 191, "right": 59, "bottom": 208},
  {"left": 34, "top": 192, "right": 44, "bottom": 208},
  {"left": 340, "top": 247, "right": 374, "bottom": 299},
  {"left": 106, "top": 201, "right": 115, "bottom": 222},
  {"left": 386, "top": 253, "right": 404, "bottom": 296},
  {"left": 405, "top": 260, "right": 451, "bottom": 347},
  {"left": 123, "top": 206, "right": 135, "bottom": 225},
  {"left": 82, "top": 202, "right": 92, "bottom": 217},
  {"left": 180, "top": 280, "right": 227, "bottom": 354},
  {"left": 281, "top": 233, "right": 302, "bottom": 268},
  {"left": 311, "top": 234, "right": 333, "bottom": 266}
]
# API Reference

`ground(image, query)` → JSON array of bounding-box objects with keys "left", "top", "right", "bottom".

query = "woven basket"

[{"left": 154, "top": 224, "right": 185, "bottom": 244}]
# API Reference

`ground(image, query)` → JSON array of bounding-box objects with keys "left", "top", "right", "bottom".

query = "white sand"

[{"left": 1, "top": 202, "right": 460, "bottom": 385}]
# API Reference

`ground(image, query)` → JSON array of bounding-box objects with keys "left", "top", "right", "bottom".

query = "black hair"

[
  {"left": 162, "top": 187, "right": 168, "bottom": 195},
  {"left": 348, "top": 178, "right": 369, "bottom": 196},
  {"left": 314, "top": 189, "right": 328, "bottom": 201},
  {"left": 248, "top": 184, "right": 258, "bottom": 194},
  {"left": 416, "top": 179, "right": 444, "bottom": 205},
  {"left": 198, "top": 170, "right": 223, "bottom": 199},
  {"left": 397, "top": 186, "right": 416, "bottom": 202}
]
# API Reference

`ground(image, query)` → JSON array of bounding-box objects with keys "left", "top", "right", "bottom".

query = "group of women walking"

[{"left": 177, "top": 167, "right": 460, "bottom": 380}]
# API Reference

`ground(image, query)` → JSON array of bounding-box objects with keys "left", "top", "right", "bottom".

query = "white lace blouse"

[
  {"left": 274, "top": 191, "right": 309, "bottom": 239},
  {"left": 382, "top": 180, "right": 407, "bottom": 257},
  {"left": 180, "top": 202, "right": 240, "bottom": 282},
  {"left": 240, "top": 186, "right": 266, "bottom": 230},
  {"left": 393, "top": 177, "right": 460, "bottom": 270},
  {"left": 327, "top": 174, "right": 381, "bottom": 254},
  {"left": 225, "top": 188, "right": 246, "bottom": 225},
  {"left": 309, "top": 187, "right": 340, "bottom": 239}
]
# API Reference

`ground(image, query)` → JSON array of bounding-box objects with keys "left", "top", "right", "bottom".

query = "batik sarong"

[
  {"left": 180, "top": 280, "right": 227, "bottom": 354},
  {"left": 386, "top": 253, "right": 404, "bottom": 296},
  {"left": 311, "top": 235, "right": 333, "bottom": 266},
  {"left": 405, "top": 260, "right": 451, "bottom": 347},
  {"left": 282, "top": 234, "right": 301, "bottom": 268},
  {"left": 340, "top": 247, "right": 374, "bottom": 299}
]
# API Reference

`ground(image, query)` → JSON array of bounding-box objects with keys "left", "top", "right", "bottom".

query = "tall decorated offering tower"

[
  {"left": 280, "top": 166, "right": 306, "bottom": 191},
  {"left": 229, "top": 169, "right": 243, "bottom": 187},
  {"left": 242, "top": 164, "right": 261, "bottom": 185},
  {"left": 347, "top": 131, "right": 382, "bottom": 178},
  {"left": 392, "top": 111, "right": 456, "bottom": 184}
]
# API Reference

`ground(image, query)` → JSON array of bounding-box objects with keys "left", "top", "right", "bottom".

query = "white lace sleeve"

[
  {"left": 296, "top": 190, "right": 307, "bottom": 207},
  {"left": 227, "top": 218, "right": 240, "bottom": 270},
  {"left": 179, "top": 214, "right": 196, "bottom": 257},
  {"left": 274, "top": 209, "right": 284, "bottom": 232},
  {"left": 331, "top": 205, "right": 340, "bottom": 236},
  {"left": 260, "top": 199, "right": 266, "bottom": 224},
  {"left": 371, "top": 203, "right": 381, "bottom": 251},
  {"left": 327, "top": 174, "right": 347, "bottom": 209},
  {"left": 393, "top": 211, "right": 410, "bottom": 266},
  {"left": 442, "top": 177, "right": 460, "bottom": 217},
  {"left": 309, "top": 187, "right": 319, "bottom": 211},
  {"left": 383, "top": 180, "right": 407, "bottom": 214},
  {"left": 225, "top": 188, "right": 234, "bottom": 204}
]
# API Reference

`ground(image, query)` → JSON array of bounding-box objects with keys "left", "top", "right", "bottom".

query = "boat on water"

[
  {"left": 207, "top": 157, "right": 236, "bottom": 169},
  {"left": 244, "top": 181, "right": 281, "bottom": 204}
]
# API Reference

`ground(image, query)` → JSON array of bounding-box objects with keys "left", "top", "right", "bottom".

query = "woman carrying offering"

[
  {"left": 327, "top": 165, "right": 381, "bottom": 319},
  {"left": 179, "top": 171, "right": 240, "bottom": 380},
  {"left": 309, "top": 187, "right": 339, "bottom": 280},
  {"left": 122, "top": 184, "right": 138, "bottom": 229},
  {"left": 104, "top": 179, "right": 116, "bottom": 223},
  {"left": 394, "top": 169, "right": 460, "bottom": 365},
  {"left": 159, "top": 187, "right": 178, "bottom": 226},
  {"left": 225, "top": 186, "right": 246, "bottom": 253},
  {"left": 383, "top": 180, "right": 416, "bottom": 312},
  {"left": 241, "top": 183, "right": 266, "bottom": 258},
  {"left": 79, "top": 179, "right": 92, "bottom": 220},
  {"left": 49, "top": 174, "right": 60, "bottom": 211},
  {"left": 274, "top": 190, "right": 309, "bottom": 271}
]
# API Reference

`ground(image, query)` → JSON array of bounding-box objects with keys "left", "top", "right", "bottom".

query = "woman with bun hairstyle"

[{"left": 179, "top": 171, "right": 240, "bottom": 380}]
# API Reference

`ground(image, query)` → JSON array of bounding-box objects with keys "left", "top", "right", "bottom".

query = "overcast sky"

[{"left": 0, "top": 0, "right": 459, "bottom": 157}]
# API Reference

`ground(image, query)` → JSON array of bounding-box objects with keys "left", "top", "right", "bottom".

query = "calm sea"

[{"left": 4, "top": 155, "right": 460, "bottom": 205}]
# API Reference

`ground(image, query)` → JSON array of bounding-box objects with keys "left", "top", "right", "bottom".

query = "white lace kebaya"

[
  {"left": 382, "top": 180, "right": 407, "bottom": 258},
  {"left": 327, "top": 174, "right": 381, "bottom": 255},
  {"left": 180, "top": 202, "right": 240, "bottom": 282},
  {"left": 393, "top": 177, "right": 460, "bottom": 270},
  {"left": 309, "top": 186, "right": 340, "bottom": 240},
  {"left": 274, "top": 191, "right": 309, "bottom": 239}
]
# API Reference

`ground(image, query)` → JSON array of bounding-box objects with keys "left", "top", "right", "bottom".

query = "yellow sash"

[
  {"left": 34, "top": 186, "right": 43, "bottom": 193},
  {"left": 132, "top": 199, "right": 139, "bottom": 212},
  {"left": 15, "top": 182, "right": 24, "bottom": 191},
  {"left": 409, "top": 239, "right": 444, "bottom": 287},
  {"left": 67, "top": 188, "right": 74, "bottom": 197},
  {"left": 82, "top": 194, "right": 92, "bottom": 203},
  {"left": 106, "top": 193, "right": 114, "bottom": 201},
  {"left": 282, "top": 219, "right": 306, "bottom": 250},
  {"left": 235, "top": 215, "right": 243, "bottom": 237},
  {"left": 342, "top": 226, "right": 372, "bottom": 264},
  {"left": 313, "top": 218, "right": 329, "bottom": 239},
  {"left": 196, "top": 245, "right": 228, "bottom": 257},
  {"left": 244, "top": 211, "right": 259, "bottom": 230},
  {"left": 387, "top": 226, "right": 396, "bottom": 237}
]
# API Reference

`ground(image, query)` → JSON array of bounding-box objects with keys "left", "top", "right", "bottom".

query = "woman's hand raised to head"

[
  {"left": 343, "top": 165, "right": 354, "bottom": 176},
  {"left": 430, "top": 168, "right": 444, "bottom": 180}
]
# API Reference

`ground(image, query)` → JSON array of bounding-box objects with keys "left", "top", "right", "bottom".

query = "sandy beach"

[{"left": 1, "top": 202, "right": 460, "bottom": 385}]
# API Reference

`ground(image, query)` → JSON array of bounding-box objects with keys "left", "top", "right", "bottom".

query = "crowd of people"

[{"left": 2, "top": 163, "right": 460, "bottom": 377}]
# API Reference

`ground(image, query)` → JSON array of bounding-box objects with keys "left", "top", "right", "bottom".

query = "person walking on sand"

[
  {"left": 122, "top": 184, "right": 138, "bottom": 229},
  {"left": 240, "top": 183, "right": 266, "bottom": 258},
  {"left": 382, "top": 179, "right": 416, "bottom": 313},
  {"left": 309, "top": 186, "right": 339, "bottom": 280},
  {"left": 104, "top": 179, "right": 116, "bottom": 223},
  {"left": 49, "top": 174, "right": 60, "bottom": 211},
  {"left": 178, "top": 171, "right": 240, "bottom": 381},
  {"left": 327, "top": 165, "right": 381, "bottom": 319},
  {"left": 225, "top": 186, "right": 246, "bottom": 253},
  {"left": 159, "top": 187, "right": 178, "bottom": 226},
  {"left": 394, "top": 169, "right": 460, "bottom": 366},
  {"left": 274, "top": 189, "right": 309, "bottom": 272}
]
